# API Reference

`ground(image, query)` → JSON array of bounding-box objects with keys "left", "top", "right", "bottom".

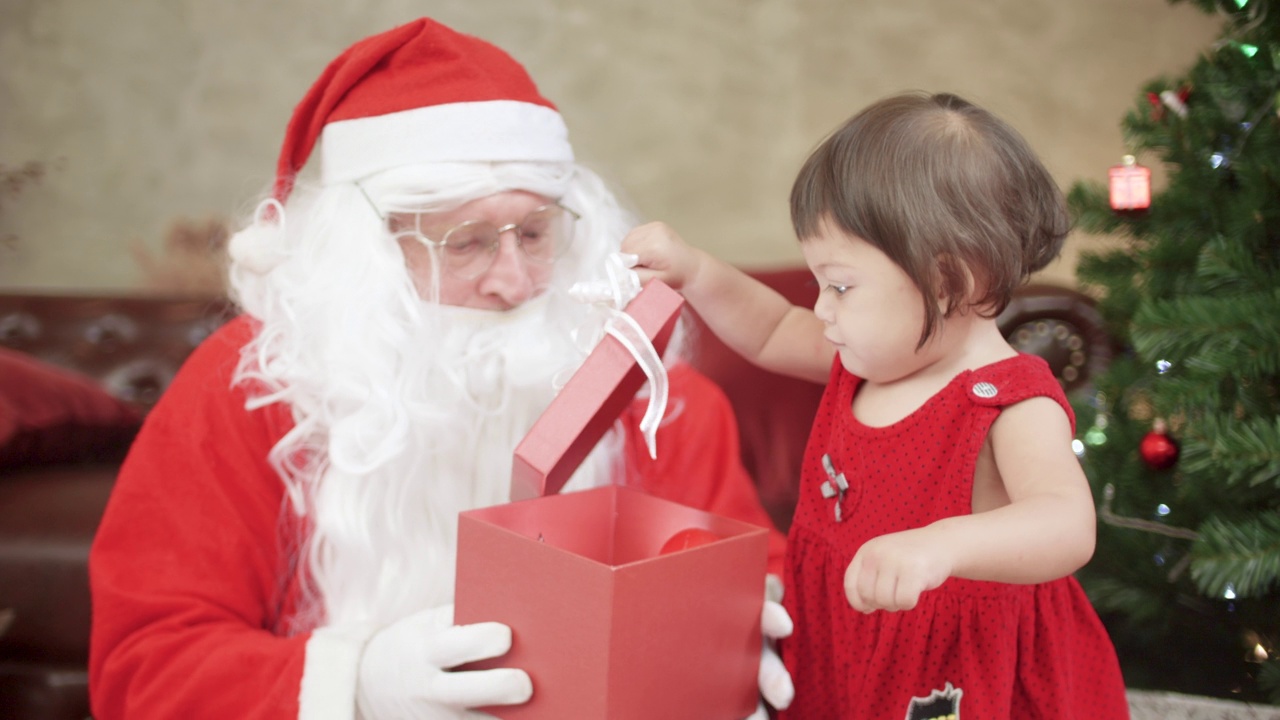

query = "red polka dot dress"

[{"left": 779, "top": 354, "right": 1129, "bottom": 720}]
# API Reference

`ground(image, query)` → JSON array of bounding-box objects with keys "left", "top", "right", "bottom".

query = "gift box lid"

[{"left": 510, "top": 280, "right": 683, "bottom": 501}]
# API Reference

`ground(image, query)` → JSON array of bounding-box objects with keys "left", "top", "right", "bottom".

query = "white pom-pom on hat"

[{"left": 228, "top": 199, "right": 289, "bottom": 275}]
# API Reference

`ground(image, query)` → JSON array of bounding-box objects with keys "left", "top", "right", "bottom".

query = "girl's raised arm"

[{"left": 624, "top": 222, "right": 832, "bottom": 383}]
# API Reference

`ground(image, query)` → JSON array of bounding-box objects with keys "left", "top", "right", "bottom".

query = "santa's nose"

[{"left": 476, "top": 231, "right": 536, "bottom": 308}]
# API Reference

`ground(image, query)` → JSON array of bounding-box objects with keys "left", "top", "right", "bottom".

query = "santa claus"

[{"left": 89, "top": 16, "right": 792, "bottom": 720}]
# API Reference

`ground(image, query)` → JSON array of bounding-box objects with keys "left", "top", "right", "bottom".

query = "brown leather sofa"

[
  {"left": 0, "top": 295, "right": 235, "bottom": 720},
  {"left": 0, "top": 274, "right": 1110, "bottom": 720}
]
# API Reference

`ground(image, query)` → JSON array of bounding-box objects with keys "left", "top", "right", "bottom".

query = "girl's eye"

[{"left": 828, "top": 284, "right": 849, "bottom": 296}]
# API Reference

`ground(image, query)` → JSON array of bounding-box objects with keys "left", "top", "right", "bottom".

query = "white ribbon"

[
  {"left": 570, "top": 253, "right": 668, "bottom": 459},
  {"left": 568, "top": 252, "right": 642, "bottom": 307}
]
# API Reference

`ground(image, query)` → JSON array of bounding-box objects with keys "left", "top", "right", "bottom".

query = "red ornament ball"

[
  {"left": 1140, "top": 429, "right": 1180, "bottom": 470},
  {"left": 659, "top": 527, "right": 721, "bottom": 555}
]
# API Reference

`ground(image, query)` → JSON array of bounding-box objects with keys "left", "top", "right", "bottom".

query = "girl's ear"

[{"left": 934, "top": 254, "right": 976, "bottom": 316}]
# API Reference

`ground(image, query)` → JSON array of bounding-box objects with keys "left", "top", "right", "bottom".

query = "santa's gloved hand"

[
  {"left": 751, "top": 575, "right": 794, "bottom": 718},
  {"left": 357, "top": 604, "right": 532, "bottom": 720}
]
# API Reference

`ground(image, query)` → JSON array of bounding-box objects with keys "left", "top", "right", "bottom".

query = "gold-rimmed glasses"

[{"left": 390, "top": 202, "right": 581, "bottom": 280}]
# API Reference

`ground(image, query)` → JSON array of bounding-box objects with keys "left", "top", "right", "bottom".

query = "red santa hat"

[{"left": 272, "top": 17, "right": 574, "bottom": 204}]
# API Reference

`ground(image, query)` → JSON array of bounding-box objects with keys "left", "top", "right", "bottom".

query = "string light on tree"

[
  {"left": 1083, "top": 391, "right": 1110, "bottom": 447},
  {"left": 1244, "top": 630, "right": 1270, "bottom": 663}
]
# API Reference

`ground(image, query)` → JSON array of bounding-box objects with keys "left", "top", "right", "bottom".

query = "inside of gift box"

[{"left": 468, "top": 486, "right": 757, "bottom": 567}]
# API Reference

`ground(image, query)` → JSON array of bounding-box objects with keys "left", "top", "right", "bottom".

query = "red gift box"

[{"left": 455, "top": 280, "right": 769, "bottom": 719}]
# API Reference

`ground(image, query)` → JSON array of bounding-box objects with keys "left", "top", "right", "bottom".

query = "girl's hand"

[
  {"left": 843, "top": 527, "right": 954, "bottom": 612},
  {"left": 620, "top": 222, "right": 707, "bottom": 291}
]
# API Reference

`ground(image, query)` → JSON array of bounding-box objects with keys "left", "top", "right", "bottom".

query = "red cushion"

[
  {"left": 684, "top": 267, "right": 826, "bottom": 533},
  {"left": 0, "top": 348, "right": 144, "bottom": 468}
]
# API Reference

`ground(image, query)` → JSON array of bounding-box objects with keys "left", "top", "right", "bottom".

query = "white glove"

[
  {"left": 750, "top": 575, "right": 794, "bottom": 718},
  {"left": 357, "top": 605, "right": 532, "bottom": 720}
]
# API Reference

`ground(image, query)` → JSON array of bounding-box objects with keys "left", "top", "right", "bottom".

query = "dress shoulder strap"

[{"left": 963, "top": 353, "right": 1076, "bottom": 433}]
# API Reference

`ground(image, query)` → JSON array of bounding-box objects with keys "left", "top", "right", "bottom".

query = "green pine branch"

[
  {"left": 1194, "top": 234, "right": 1277, "bottom": 293},
  {"left": 1191, "top": 511, "right": 1280, "bottom": 597},
  {"left": 1067, "top": 182, "right": 1140, "bottom": 237},
  {"left": 1130, "top": 289, "right": 1280, "bottom": 377},
  {"left": 1083, "top": 576, "right": 1182, "bottom": 626},
  {"left": 1180, "top": 415, "right": 1280, "bottom": 488}
]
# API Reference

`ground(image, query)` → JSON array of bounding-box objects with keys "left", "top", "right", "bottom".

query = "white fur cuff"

[{"left": 299, "top": 625, "right": 373, "bottom": 720}]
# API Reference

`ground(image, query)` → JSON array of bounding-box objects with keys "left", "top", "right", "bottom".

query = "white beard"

[
  {"left": 300, "top": 295, "right": 619, "bottom": 631},
  {"left": 227, "top": 163, "right": 652, "bottom": 636}
]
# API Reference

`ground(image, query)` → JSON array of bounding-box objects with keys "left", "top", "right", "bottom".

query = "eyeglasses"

[{"left": 390, "top": 202, "right": 581, "bottom": 280}]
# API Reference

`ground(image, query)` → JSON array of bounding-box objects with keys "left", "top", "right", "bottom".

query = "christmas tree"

[{"left": 1067, "top": 0, "right": 1280, "bottom": 703}]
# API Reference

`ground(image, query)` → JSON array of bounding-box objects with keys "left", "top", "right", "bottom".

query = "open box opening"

[{"left": 463, "top": 480, "right": 765, "bottom": 565}]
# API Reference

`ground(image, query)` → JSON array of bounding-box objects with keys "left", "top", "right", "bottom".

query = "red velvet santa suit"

[{"left": 88, "top": 316, "right": 786, "bottom": 719}]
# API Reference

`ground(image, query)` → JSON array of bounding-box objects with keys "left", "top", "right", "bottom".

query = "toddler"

[{"left": 624, "top": 91, "right": 1129, "bottom": 719}]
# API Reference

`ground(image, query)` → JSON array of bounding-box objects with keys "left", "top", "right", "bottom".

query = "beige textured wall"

[{"left": 0, "top": 0, "right": 1221, "bottom": 292}]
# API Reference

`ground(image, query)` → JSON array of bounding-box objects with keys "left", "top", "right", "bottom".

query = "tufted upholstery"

[
  {"left": 0, "top": 277, "right": 1111, "bottom": 720},
  {"left": 0, "top": 295, "right": 235, "bottom": 411},
  {"left": 0, "top": 294, "right": 233, "bottom": 720}
]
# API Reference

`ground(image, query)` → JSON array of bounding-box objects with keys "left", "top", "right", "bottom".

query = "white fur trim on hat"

[{"left": 319, "top": 100, "right": 573, "bottom": 186}]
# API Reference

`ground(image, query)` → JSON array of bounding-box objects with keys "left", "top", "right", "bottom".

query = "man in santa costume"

[{"left": 88, "top": 16, "right": 792, "bottom": 720}]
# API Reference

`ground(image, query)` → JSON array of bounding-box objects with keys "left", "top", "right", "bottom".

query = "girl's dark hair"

[{"left": 790, "top": 91, "right": 1071, "bottom": 347}]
